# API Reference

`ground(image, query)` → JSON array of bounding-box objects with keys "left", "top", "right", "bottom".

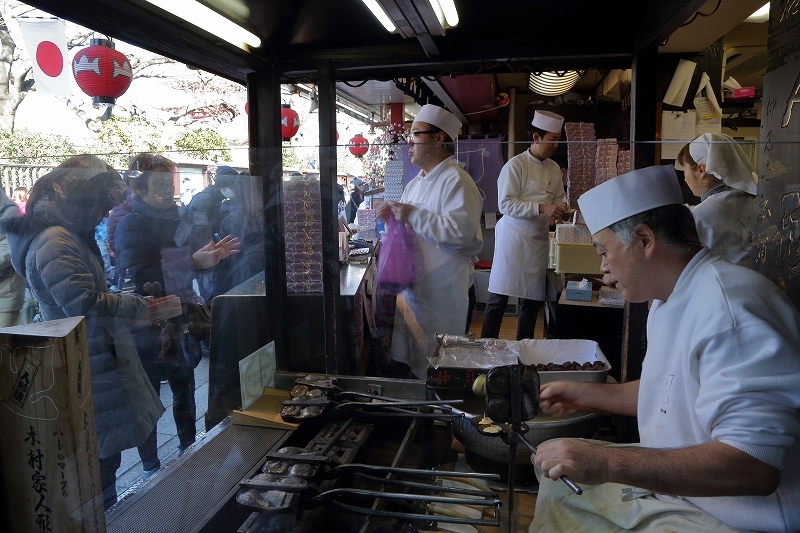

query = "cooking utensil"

[{"left": 502, "top": 429, "right": 582, "bottom": 495}]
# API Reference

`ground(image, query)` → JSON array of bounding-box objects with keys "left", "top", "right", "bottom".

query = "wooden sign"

[
  {"left": 754, "top": 2, "right": 800, "bottom": 310},
  {"left": 0, "top": 317, "right": 105, "bottom": 533}
]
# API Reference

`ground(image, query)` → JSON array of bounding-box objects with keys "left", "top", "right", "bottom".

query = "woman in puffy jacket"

[{"left": 2, "top": 154, "right": 164, "bottom": 510}]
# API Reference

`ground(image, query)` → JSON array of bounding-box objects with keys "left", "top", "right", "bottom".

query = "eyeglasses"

[{"left": 409, "top": 130, "right": 440, "bottom": 142}]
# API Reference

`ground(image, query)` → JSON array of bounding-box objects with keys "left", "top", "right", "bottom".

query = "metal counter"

[{"left": 106, "top": 419, "right": 289, "bottom": 533}]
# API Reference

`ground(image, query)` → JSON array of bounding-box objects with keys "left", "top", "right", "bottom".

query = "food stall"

[{"left": 9, "top": 1, "right": 792, "bottom": 532}]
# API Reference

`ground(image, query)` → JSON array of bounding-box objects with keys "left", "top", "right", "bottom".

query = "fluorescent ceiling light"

[
  {"left": 528, "top": 71, "right": 581, "bottom": 96},
  {"left": 142, "top": 0, "right": 261, "bottom": 50},
  {"left": 361, "top": 0, "right": 397, "bottom": 32},
  {"left": 436, "top": 0, "right": 459, "bottom": 27},
  {"left": 745, "top": 3, "right": 769, "bottom": 23}
]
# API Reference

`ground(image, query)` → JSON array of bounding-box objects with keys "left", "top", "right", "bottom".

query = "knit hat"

[{"left": 214, "top": 165, "right": 240, "bottom": 187}]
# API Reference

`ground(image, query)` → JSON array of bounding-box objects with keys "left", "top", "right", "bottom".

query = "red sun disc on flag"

[{"left": 36, "top": 41, "right": 63, "bottom": 77}]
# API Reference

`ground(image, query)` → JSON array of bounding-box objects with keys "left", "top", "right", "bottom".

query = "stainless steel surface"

[
  {"left": 107, "top": 419, "right": 288, "bottom": 533},
  {"left": 274, "top": 372, "right": 428, "bottom": 400},
  {"left": 340, "top": 261, "right": 369, "bottom": 297}
]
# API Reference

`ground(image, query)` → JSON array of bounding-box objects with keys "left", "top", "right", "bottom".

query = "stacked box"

[
  {"left": 616, "top": 149, "right": 630, "bottom": 176},
  {"left": 383, "top": 160, "right": 406, "bottom": 202},
  {"left": 564, "top": 122, "right": 596, "bottom": 205},
  {"left": 356, "top": 208, "right": 377, "bottom": 230},
  {"left": 284, "top": 178, "right": 322, "bottom": 293},
  {"left": 595, "top": 138, "right": 619, "bottom": 185}
]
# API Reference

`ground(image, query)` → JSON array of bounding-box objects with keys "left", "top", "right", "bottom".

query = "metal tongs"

[
  {"left": 239, "top": 466, "right": 502, "bottom": 526},
  {"left": 282, "top": 390, "right": 464, "bottom": 420}
]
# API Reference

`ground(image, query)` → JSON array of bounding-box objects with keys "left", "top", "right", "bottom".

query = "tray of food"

[{"left": 427, "top": 338, "right": 609, "bottom": 389}]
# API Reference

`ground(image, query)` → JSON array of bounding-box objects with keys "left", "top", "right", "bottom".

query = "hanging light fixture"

[
  {"left": 72, "top": 39, "right": 133, "bottom": 106},
  {"left": 528, "top": 71, "right": 582, "bottom": 96},
  {"left": 348, "top": 134, "right": 370, "bottom": 157},
  {"left": 141, "top": 0, "right": 261, "bottom": 50},
  {"left": 281, "top": 105, "right": 300, "bottom": 141}
]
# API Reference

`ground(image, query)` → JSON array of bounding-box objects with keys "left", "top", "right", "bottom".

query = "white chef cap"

[
  {"left": 414, "top": 104, "right": 462, "bottom": 141},
  {"left": 578, "top": 165, "right": 683, "bottom": 234},
  {"left": 687, "top": 133, "right": 757, "bottom": 194},
  {"left": 531, "top": 110, "right": 564, "bottom": 133}
]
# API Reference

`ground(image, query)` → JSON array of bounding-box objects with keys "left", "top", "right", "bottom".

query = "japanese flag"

[{"left": 17, "top": 18, "right": 71, "bottom": 97}]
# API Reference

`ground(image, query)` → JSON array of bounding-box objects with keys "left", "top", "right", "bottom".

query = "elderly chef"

[
  {"left": 377, "top": 104, "right": 483, "bottom": 379},
  {"left": 530, "top": 165, "right": 800, "bottom": 533},
  {"left": 676, "top": 132, "right": 757, "bottom": 265},
  {"left": 481, "top": 110, "right": 567, "bottom": 340}
]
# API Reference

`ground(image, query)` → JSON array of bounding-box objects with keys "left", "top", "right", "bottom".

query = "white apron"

[
  {"left": 531, "top": 475, "right": 748, "bottom": 533},
  {"left": 489, "top": 214, "right": 550, "bottom": 300},
  {"left": 488, "top": 151, "right": 564, "bottom": 301},
  {"left": 390, "top": 159, "right": 482, "bottom": 379}
]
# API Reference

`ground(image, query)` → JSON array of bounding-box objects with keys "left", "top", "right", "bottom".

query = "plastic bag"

[{"left": 376, "top": 215, "right": 422, "bottom": 295}]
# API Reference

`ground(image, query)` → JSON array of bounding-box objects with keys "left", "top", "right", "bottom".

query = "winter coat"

[
  {"left": 346, "top": 190, "right": 364, "bottom": 224},
  {"left": 216, "top": 202, "right": 265, "bottom": 294},
  {"left": 114, "top": 199, "right": 203, "bottom": 376},
  {"left": 0, "top": 202, "right": 26, "bottom": 312},
  {"left": 2, "top": 214, "right": 164, "bottom": 458},
  {"left": 186, "top": 185, "right": 226, "bottom": 253},
  {"left": 107, "top": 190, "right": 133, "bottom": 257}
]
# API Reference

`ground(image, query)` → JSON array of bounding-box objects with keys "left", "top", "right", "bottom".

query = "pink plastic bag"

[{"left": 376, "top": 215, "right": 422, "bottom": 294}]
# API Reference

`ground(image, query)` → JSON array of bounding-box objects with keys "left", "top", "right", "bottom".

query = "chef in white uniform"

[
  {"left": 528, "top": 165, "right": 800, "bottom": 533},
  {"left": 377, "top": 105, "right": 483, "bottom": 379},
  {"left": 676, "top": 132, "right": 757, "bottom": 265},
  {"left": 481, "top": 110, "right": 567, "bottom": 340}
]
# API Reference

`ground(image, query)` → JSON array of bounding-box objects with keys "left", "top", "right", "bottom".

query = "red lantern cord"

[{"left": 72, "top": 38, "right": 132, "bottom": 106}]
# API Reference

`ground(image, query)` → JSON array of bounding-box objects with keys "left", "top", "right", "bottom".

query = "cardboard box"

[
  {"left": 565, "top": 280, "right": 592, "bottom": 301},
  {"left": 553, "top": 240, "right": 602, "bottom": 274},
  {"left": 726, "top": 87, "right": 755, "bottom": 99}
]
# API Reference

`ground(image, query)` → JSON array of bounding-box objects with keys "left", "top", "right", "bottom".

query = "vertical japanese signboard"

[{"left": 0, "top": 317, "right": 105, "bottom": 533}]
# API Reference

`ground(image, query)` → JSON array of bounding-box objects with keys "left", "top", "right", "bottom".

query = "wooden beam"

[
  {"left": 636, "top": 0, "right": 709, "bottom": 50},
  {"left": 317, "top": 60, "right": 343, "bottom": 374}
]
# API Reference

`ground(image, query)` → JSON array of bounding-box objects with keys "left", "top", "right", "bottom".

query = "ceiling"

[{"left": 29, "top": 0, "right": 765, "bottom": 125}]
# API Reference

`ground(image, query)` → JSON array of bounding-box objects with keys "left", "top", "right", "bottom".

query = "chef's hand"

[
  {"left": 534, "top": 438, "right": 608, "bottom": 486},
  {"left": 376, "top": 202, "right": 392, "bottom": 221},
  {"left": 387, "top": 201, "right": 414, "bottom": 223},
  {"left": 540, "top": 203, "right": 567, "bottom": 219},
  {"left": 539, "top": 381, "right": 588, "bottom": 417}
]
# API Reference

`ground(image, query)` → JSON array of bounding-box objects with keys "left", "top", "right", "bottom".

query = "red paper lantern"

[
  {"left": 348, "top": 134, "right": 369, "bottom": 157},
  {"left": 72, "top": 39, "right": 132, "bottom": 106},
  {"left": 281, "top": 105, "right": 300, "bottom": 141}
]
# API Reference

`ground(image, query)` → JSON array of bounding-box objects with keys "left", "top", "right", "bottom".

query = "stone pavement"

[{"left": 114, "top": 355, "right": 210, "bottom": 500}]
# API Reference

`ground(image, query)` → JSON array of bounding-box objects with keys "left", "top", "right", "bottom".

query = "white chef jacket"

[
  {"left": 488, "top": 150, "right": 566, "bottom": 301},
  {"left": 390, "top": 158, "right": 483, "bottom": 378},
  {"left": 639, "top": 248, "right": 800, "bottom": 532},
  {"left": 690, "top": 187, "right": 755, "bottom": 266}
]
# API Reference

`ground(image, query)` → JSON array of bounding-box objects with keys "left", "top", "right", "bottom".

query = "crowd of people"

[{"left": 0, "top": 153, "right": 262, "bottom": 509}]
